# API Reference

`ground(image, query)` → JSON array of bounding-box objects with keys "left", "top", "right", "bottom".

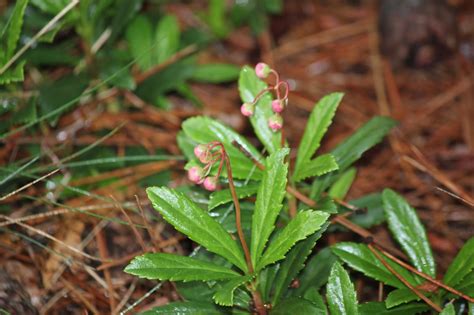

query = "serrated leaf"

[
  {"left": 213, "top": 274, "right": 253, "bottom": 306},
  {"left": 383, "top": 189, "right": 435, "bottom": 277},
  {"left": 140, "top": 301, "right": 223, "bottom": 315},
  {"left": 443, "top": 237, "right": 474, "bottom": 287},
  {"left": 293, "top": 154, "right": 339, "bottom": 182},
  {"left": 154, "top": 15, "right": 180, "bottom": 64},
  {"left": 0, "top": 60, "right": 25, "bottom": 84},
  {"left": 385, "top": 288, "right": 419, "bottom": 308},
  {"left": 124, "top": 253, "right": 240, "bottom": 281},
  {"left": 147, "top": 186, "right": 247, "bottom": 272},
  {"left": 358, "top": 302, "right": 429, "bottom": 315},
  {"left": 257, "top": 210, "right": 329, "bottom": 271},
  {"left": 125, "top": 15, "right": 153, "bottom": 70},
  {"left": 303, "top": 288, "right": 328, "bottom": 314},
  {"left": 311, "top": 116, "right": 397, "bottom": 197},
  {"left": 440, "top": 303, "right": 455, "bottom": 315},
  {"left": 329, "top": 167, "right": 357, "bottom": 200},
  {"left": 191, "top": 63, "right": 240, "bottom": 83},
  {"left": 1, "top": 0, "right": 28, "bottom": 61},
  {"left": 238, "top": 65, "right": 281, "bottom": 154},
  {"left": 456, "top": 271, "right": 474, "bottom": 296},
  {"left": 326, "top": 262, "right": 359, "bottom": 315},
  {"left": 293, "top": 92, "right": 343, "bottom": 180},
  {"left": 182, "top": 116, "right": 263, "bottom": 180},
  {"left": 272, "top": 297, "right": 327, "bottom": 315},
  {"left": 251, "top": 148, "right": 289, "bottom": 267},
  {"left": 332, "top": 242, "right": 418, "bottom": 289},
  {"left": 271, "top": 223, "right": 328, "bottom": 305},
  {"left": 349, "top": 193, "right": 385, "bottom": 228},
  {"left": 293, "top": 247, "right": 337, "bottom": 295},
  {"left": 209, "top": 183, "right": 259, "bottom": 211}
]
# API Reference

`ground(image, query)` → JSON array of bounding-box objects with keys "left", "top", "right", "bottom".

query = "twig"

[
  {"left": 368, "top": 244, "right": 442, "bottom": 312},
  {"left": 96, "top": 229, "right": 117, "bottom": 314},
  {"left": 111, "top": 196, "right": 147, "bottom": 252},
  {"left": 135, "top": 195, "right": 161, "bottom": 252},
  {"left": 0, "top": 168, "right": 60, "bottom": 201},
  {"left": 372, "top": 243, "right": 474, "bottom": 303}
]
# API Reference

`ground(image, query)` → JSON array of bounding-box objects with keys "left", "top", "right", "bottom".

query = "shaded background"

[{"left": 0, "top": 0, "right": 473, "bottom": 313}]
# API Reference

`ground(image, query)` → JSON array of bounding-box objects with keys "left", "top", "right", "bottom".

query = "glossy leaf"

[
  {"left": 383, "top": 189, "right": 435, "bottom": 277},
  {"left": 332, "top": 242, "right": 418, "bottom": 288},
  {"left": 329, "top": 167, "right": 357, "bottom": 199},
  {"left": 147, "top": 186, "right": 247, "bottom": 272},
  {"left": 303, "top": 288, "right": 328, "bottom": 314},
  {"left": 182, "top": 116, "right": 263, "bottom": 180},
  {"left": 349, "top": 193, "right": 385, "bottom": 228},
  {"left": 124, "top": 253, "right": 240, "bottom": 281},
  {"left": 140, "top": 301, "right": 223, "bottom": 315},
  {"left": 385, "top": 288, "right": 419, "bottom": 308},
  {"left": 213, "top": 275, "right": 253, "bottom": 306},
  {"left": 326, "top": 262, "right": 359, "bottom": 315},
  {"left": 271, "top": 224, "right": 328, "bottom": 305},
  {"left": 443, "top": 237, "right": 474, "bottom": 287},
  {"left": 239, "top": 65, "right": 281, "bottom": 154},
  {"left": 272, "top": 297, "right": 327, "bottom": 315},
  {"left": 251, "top": 148, "right": 289, "bottom": 266},
  {"left": 257, "top": 210, "right": 329, "bottom": 271},
  {"left": 311, "top": 116, "right": 396, "bottom": 197},
  {"left": 440, "top": 303, "right": 455, "bottom": 315},
  {"left": 155, "top": 15, "right": 180, "bottom": 64},
  {"left": 125, "top": 15, "right": 153, "bottom": 70},
  {"left": 209, "top": 183, "right": 259, "bottom": 211},
  {"left": 293, "top": 247, "right": 337, "bottom": 295},
  {"left": 293, "top": 154, "right": 339, "bottom": 182},
  {"left": 191, "top": 63, "right": 240, "bottom": 83},
  {"left": 293, "top": 93, "right": 343, "bottom": 180},
  {"left": 359, "top": 302, "right": 429, "bottom": 315}
]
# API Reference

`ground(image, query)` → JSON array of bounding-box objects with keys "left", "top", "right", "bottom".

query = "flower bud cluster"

[
  {"left": 239, "top": 62, "right": 289, "bottom": 132},
  {"left": 187, "top": 143, "right": 222, "bottom": 191}
]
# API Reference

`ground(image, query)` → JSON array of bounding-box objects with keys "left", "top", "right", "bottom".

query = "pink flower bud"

[
  {"left": 194, "top": 144, "right": 211, "bottom": 163},
  {"left": 188, "top": 166, "right": 204, "bottom": 184},
  {"left": 203, "top": 176, "right": 218, "bottom": 191},
  {"left": 255, "top": 62, "right": 270, "bottom": 79},
  {"left": 271, "top": 99, "right": 285, "bottom": 113},
  {"left": 268, "top": 114, "right": 283, "bottom": 132},
  {"left": 240, "top": 102, "right": 254, "bottom": 117}
]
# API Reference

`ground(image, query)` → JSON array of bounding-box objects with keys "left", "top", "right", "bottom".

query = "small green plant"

[{"left": 125, "top": 64, "right": 473, "bottom": 314}]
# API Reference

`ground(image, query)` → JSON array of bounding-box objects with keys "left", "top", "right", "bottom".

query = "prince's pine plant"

[{"left": 125, "top": 64, "right": 473, "bottom": 314}]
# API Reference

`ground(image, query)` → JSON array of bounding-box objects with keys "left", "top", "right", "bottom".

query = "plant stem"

[{"left": 223, "top": 152, "right": 253, "bottom": 274}]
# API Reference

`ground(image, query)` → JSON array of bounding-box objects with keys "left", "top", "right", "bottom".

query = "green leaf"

[
  {"left": 303, "top": 288, "right": 328, "bottom": 314},
  {"left": 147, "top": 186, "right": 247, "bottom": 272},
  {"left": 0, "top": 61, "right": 25, "bottom": 84},
  {"left": 209, "top": 183, "right": 259, "bottom": 211},
  {"left": 154, "top": 15, "right": 180, "bottom": 64},
  {"left": 140, "top": 301, "right": 223, "bottom": 315},
  {"left": 1, "top": 0, "right": 28, "bottom": 61},
  {"left": 182, "top": 116, "right": 263, "bottom": 180},
  {"left": 443, "top": 237, "right": 474, "bottom": 287},
  {"left": 11, "top": 98, "right": 37, "bottom": 125},
  {"left": 293, "top": 154, "right": 339, "bottom": 182},
  {"left": 382, "top": 189, "right": 435, "bottom": 277},
  {"left": 349, "top": 193, "right": 385, "bottom": 228},
  {"left": 332, "top": 242, "right": 418, "bottom": 289},
  {"left": 329, "top": 167, "right": 357, "bottom": 200},
  {"left": 272, "top": 297, "right": 327, "bottom": 315},
  {"left": 293, "top": 93, "right": 343, "bottom": 180},
  {"left": 238, "top": 65, "right": 281, "bottom": 154},
  {"left": 456, "top": 271, "right": 474, "bottom": 296},
  {"left": 293, "top": 247, "right": 337, "bottom": 295},
  {"left": 311, "top": 116, "right": 397, "bottom": 197},
  {"left": 251, "top": 148, "right": 289, "bottom": 267},
  {"left": 326, "top": 262, "right": 359, "bottom": 315},
  {"left": 191, "top": 63, "right": 240, "bottom": 83},
  {"left": 271, "top": 224, "right": 328, "bottom": 305},
  {"left": 385, "top": 289, "right": 419, "bottom": 308},
  {"left": 38, "top": 73, "right": 89, "bottom": 126},
  {"left": 257, "top": 210, "right": 329, "bottom": 271},
  {"left": 124, "top": 253, "right": 240, "bottom": 281},
  {"left": 213, "top": 274, "right": 253, "bottom": 306},
  {"left": 125, "top": 15, "right": 153, "bottom": 70},
  {"left": 440, "top": 303, "right": 455, "bottom": 315},
  {"left": 359, "top": 302, "right": 429, "bottom": 315},
  {"left": 207, "top": 0, "right": 230, "bottom": 38}
]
